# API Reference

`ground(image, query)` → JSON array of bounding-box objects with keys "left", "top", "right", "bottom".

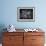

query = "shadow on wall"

[{"left": 0, "top": 24, "right": 7, "bottom": 43}]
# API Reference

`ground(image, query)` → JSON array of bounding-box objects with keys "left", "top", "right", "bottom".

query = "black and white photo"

[{"left": 17, "top": 7, "right": 35, "bottom": 22}]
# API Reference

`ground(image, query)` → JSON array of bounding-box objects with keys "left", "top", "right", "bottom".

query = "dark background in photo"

[{"left": 20, "top": 9, "right": 33, "bottom": 19}]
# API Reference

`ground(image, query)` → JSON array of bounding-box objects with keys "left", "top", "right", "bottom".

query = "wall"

[{"left": 0, "top": 0, "right": 46, "bottom": 29}]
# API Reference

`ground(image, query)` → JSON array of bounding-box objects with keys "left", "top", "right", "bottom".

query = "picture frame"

[{"left": 17, "top": 7, "right": 35, "bottom": 22}]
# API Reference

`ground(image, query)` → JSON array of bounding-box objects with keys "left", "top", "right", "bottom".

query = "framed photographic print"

[{"left": 17, "top": 7, "right": 35, "bottom": 22}]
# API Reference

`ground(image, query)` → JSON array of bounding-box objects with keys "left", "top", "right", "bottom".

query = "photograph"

[
  {"left": 20, "top": 9, "right": 33, "bottom": 19},
  {"left": 17, "top": 7, "right": 35, "bottom": 22}
]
